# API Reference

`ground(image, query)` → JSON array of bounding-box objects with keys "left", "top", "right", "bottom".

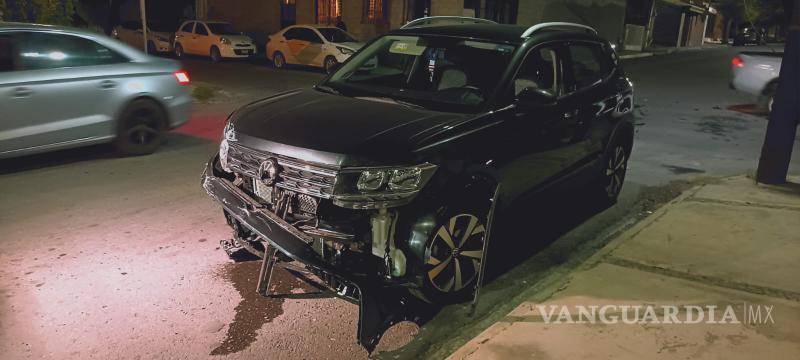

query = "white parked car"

[
  {"left": 173, "top": 20, "right": 256, "bottom": 62},
  {"left": 731, "top": 51, "right": 782, "bottom": 111},
  {"left": 112, "top": 20, "right": 174, "bottom": 54},
  {"left": 267, "top": 25, "right": 363, "bottom": 73}
]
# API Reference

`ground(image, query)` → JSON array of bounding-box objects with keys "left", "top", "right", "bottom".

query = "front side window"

[
  {"left": 566, "top": 42, "right": 610, "bottom": 92},
  {"left": 317, "top": 27, "right": 356, "bottom": 43},
  {"left": 15, "top": 32, "right": 127, "bottom": 71},
  {"left": 324, "top": 35, "right": 516, "bottom": 113},
  {"left": 513, "top": 45, "right": 560, "bottom": 97},
  {"left": 296, "top": 28, "right": 322, "bottom": 43},
  {"left": 195, "top": 23, "right": 209, "bottom": 36},
  {"left": 206, "top": 23, "right": 239, "bottom": 35},
  {"left": 0, "top": 33, "right": 16, "bottom": 72}
]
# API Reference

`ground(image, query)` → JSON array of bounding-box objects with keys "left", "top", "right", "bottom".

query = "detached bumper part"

[{"left": 201, "top": 157, "right": 428, "bottom": 351}]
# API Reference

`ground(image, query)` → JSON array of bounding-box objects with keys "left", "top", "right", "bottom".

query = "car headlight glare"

[
  {"left": 357, "top": 170, "right": 387, "bottom": 192},
  {"left": 220, "top": 37, "right": 230, "bottom": 45},
  {"left": 388, "top": 167, "right": 422, "bottom": 191},
  {"left": 337, "top": 46, "right": 355, "bottom": 55}
]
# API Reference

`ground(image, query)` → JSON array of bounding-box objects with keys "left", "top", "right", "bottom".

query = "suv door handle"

[
  {"left": 12, "top": 87, "right": 31, "bottom": 98},
  {"left": 99, "top": 80, "right": 117, "bottom": 90}
]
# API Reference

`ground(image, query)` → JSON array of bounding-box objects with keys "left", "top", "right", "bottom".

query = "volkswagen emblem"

[{"left": 258, "top": 158, "right": 279, "bottom": 184}]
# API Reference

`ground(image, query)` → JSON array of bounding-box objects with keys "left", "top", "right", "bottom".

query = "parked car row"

[{"left": 113, "top": 20, "right": 363, "bottom": 72}]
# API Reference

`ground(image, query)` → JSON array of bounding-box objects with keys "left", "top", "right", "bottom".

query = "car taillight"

[
  {"left": 732, "top": 56, "right": 744, "bottom": 69},
  {"left": 174, "top": 70, "right": 190, "bottom": 85}
]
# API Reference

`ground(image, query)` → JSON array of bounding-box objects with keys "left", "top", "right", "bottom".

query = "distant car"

[
  {"left": 0, "top": 22, "right": 192, "bottom": 158},
  {"left": 733, "top": 27, "right": 765, "bottom": 46},
  {"left": 112, "top": 20, "right": 174, "bottom": 54},
  {"left": 267, "top": 25, "right": 363, "bottom": 73},
  {"left": 731, "top": 51, "right": 781, "bottom": 111},
  {"left": 174, "top": 20, "right": 256, "bottom": 62}
]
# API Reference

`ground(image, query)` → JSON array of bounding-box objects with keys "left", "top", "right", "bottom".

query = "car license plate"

[
  {"left": 253, "top": 178, "right": 273, "bottom": 203},
  {"left": 242, "top": 49, "right": 252, "bottom": 54}
]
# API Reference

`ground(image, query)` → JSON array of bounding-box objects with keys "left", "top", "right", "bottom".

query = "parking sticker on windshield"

[{"left": 389, "top": 40, "right": 426, "bottom": 56}]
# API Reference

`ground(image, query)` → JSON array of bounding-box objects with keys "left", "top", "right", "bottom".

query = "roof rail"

[
  {"left": 401, "top": 16, "right": 498, "bottom": 29},
  {"left": 521, "top": 22, "right": 597, "bottom": 38}
]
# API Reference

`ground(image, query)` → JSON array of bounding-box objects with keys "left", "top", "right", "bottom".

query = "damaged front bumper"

[{"left": 201, "top": 156, "right": 430, "bottom": 351}]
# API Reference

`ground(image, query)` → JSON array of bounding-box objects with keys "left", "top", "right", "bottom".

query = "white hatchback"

[
  {"left": 174, "top": 20, "right": 256, "bottom": 62},
  {"left": 267, "top": 25, "right": 362, "bottom": 73}
]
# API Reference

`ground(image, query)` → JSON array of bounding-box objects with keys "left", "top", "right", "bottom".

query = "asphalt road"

[{"left": 1, "top": 46, "right": 797, "bottom": 359}]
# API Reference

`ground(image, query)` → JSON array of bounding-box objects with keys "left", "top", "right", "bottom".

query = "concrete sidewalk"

[{"left": 449, "top": 175, "right": 800, "bottom": 359}]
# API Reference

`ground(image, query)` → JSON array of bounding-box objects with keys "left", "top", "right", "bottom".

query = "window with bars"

[
  {"left": 363, "top": 0, "right": 389, "bottom": 24},
  {"left": 317, "top": 0, "right": 342, "bottom": 24}
]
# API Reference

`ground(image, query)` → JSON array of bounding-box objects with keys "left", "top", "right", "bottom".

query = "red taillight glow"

[
  {"left": 732, "top": 56, "right": 744, "bottom": 68},
  {"left": 174, "top": 70, "right": 191, "bottom": 85}
]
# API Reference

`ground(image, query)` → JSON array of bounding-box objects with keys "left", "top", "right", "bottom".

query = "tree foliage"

[{"left": 3, "top": 0, "right": 74, "bottom": 25}]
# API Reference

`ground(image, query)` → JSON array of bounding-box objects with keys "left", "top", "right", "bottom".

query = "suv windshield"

[
  {"left": 317, "top": 28, "right": 356, "bottom": 43},
  {"left": 323, "top": 35, "right": 515, "bottom": 113},
  {"left": 206, "top": 23, "right": 238, "bottom": 35}
]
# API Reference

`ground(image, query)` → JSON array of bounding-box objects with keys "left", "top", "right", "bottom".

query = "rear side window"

[
  {"left": 566, "top": 43, "right": 611, "bottom": 92},
  {"left": 15, "top": 32, "right": 127, "bottom": 71},
  {"left": 195, "top": 23, "right": 209, "bottom": 36},
  {"left": 180, "top": 22, "right": 195, "bottom": 33}
]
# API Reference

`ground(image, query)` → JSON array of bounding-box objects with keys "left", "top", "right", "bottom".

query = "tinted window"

[
  {"left": 206, "top": 23, "right": 238, "bottom": 35},
  {"left": 566, "top": 43, "right": 610, "bottom": 91},
  {"left": 15, "top": 32, "right": 127, "bottom": 70},
  {"left": 317, "top": 27, "right": 356, "bottom": 43},
  {"left": 283, "top": 28, "right": 300, "bottom": 40},
  {"left": 0, "top": 33, "right": 15, "bottom": 72},
  {"left": 195, "top": 23, "right": 208, "bottom": 36},
  {"left": 180, "top": 22, "right": 194, "bottom": 33},
  {"left": 296, "top": 28, "right": 322, "bottom": 43},
  {"left": 514, "top": 46, "right": 560, "bottom": 97}
]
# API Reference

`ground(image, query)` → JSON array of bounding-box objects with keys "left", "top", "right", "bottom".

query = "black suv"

[{"left": 202, "top": 19, "right": 634, "bottom": 349}]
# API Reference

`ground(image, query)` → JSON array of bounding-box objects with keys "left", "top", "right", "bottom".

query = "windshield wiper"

[
  {"left": 314, "top": 85, "right": 341, "bottom": 95},
  {"left": 356, "top": 96, "right": 426, "bottom": 110}
]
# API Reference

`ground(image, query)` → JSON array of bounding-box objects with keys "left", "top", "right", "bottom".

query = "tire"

[
  {"left": 273, "top": 51, "right": 285, "bottom": 69},
  {"left": 147, "top": 40, "right": 156, "bottom": 55},
  {"left": 174, "top": 43, "right": 184, "bottom": 58},
  {"left": 210, "top": 46, "right": 222, "bottom": 62},
  {"left": 113, "top": 99, "right": 167, "bottom": 156},
  {"left": 324, "top": 56, "right": 338, "bottom": 74},
  {"left": 419, "top": 179, "right": 495, "bottom": 304},
  {"left": 593, "top": 137, "right": 631, "bottom": 204}
]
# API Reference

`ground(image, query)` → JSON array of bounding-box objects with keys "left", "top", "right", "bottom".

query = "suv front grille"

[{"left": 227, "top": 143, "right": 338, "bottom": 199}]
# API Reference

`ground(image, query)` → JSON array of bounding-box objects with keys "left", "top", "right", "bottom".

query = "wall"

[
  {"left": 517, "top": 0, "right": 627, "bottom": 45},
  {"left": 206, "top": 0, "right": 281, "bottom": 40},
  {"left": 430, "top": 0, "right": 463, "bottom": 16}
]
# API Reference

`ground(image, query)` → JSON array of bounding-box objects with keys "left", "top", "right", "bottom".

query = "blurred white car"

[
  {"left": 174, "top": 20, "right": 256, "bottom": 62},
  {"left": 267, "top": 25, "right": 362, "bottom": 73},
  {"left": 112, "top": 20, "right": 174, "bottom": 54},
  {"left": 731, "top": 51, "right": 782, "bottom": 111}
]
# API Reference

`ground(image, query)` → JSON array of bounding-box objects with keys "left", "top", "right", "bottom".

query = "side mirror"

[{"left": 516, "top": 87, "right": 557, "bottom": 106}]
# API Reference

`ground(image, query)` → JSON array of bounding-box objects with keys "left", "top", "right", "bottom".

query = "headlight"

[
  {"left": 357, "top": 170, "right": 387, "bottom": 191},
  {"left": 337, "top": 46, "right": 355, "bottom": 55},
  {"left": 220, "top": 37, "right": 230, "bottom": 45},
  {"left": 334, "top": 164, "right": 437, "bottom": 209},
  {"left": 388, "top": 167, "right": 422, "bottom": 191}
]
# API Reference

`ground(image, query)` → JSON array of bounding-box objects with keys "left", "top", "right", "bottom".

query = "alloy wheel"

[
  {"left": 126, "top": 109, "right": 160, "bottom": 147},
  {"left": 274, "top": 53, "right": 285, "bottom": 68},
  {"left": 605, "top": 145, "right": 628, "bottom": 198},
  {"left": 324, "top": 57, "right": 337, "bottom": 74},
  {"left": 426, "top": 214, "right": 486, "bottom": 293}
]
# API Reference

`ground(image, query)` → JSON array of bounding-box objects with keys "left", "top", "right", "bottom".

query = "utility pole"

[
  {"left": 756, "top": 0, "right": 799, "bottom": 184},
  {"left": 139, "top": 0, "right": 148, "bottom": 54}
]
